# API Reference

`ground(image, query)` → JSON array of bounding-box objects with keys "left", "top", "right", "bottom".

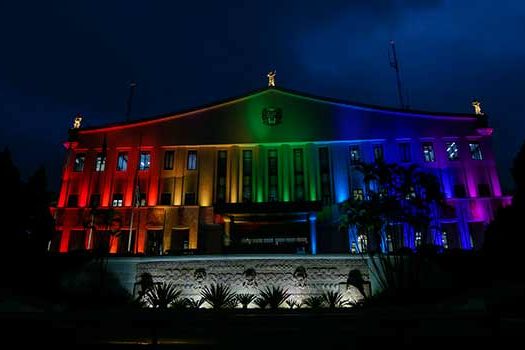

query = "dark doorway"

[
  {"left": 146, "top": 230, "right": 163, "bottom": 256},
  {"left": 170, "top": 228, "right": 190, "bottom": 253}
]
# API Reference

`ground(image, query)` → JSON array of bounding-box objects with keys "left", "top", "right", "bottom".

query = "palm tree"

[
  {"left": 200, "top": 284, "right": 237, "bottom": 309},
  {"left": 185, "top": 298, "right": 205, "bottom": 309},
  {"left": 142, "top": 282, "right": 182, "bottom": 309},
  {"left": 303, "top": 295, "right": 325, "bottom": 309},
  {"left": 257, "top": 286, "right": 290, "bottom": 310},
  {"left": 321, "top": 290, "right": 348, "bottom": 309},
  {"left": 236, "top": 293, "right": 256, "bottom": 309}
]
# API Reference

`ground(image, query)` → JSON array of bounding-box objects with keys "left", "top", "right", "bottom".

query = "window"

[
  {"left": 73, "top": 153, "right": 85, "bottom": 172},
  {"left": 469, "top": 142, "right": 483, "bottom": 160},
  {"left": 242, "top": 150, "right": 253, "bottom": 202},
  {"left": 445, "top": 142, "right": 459, "bottom": 161},
  {"left": 415, "top": 231, "right": 422, "bottom": 248},
  {"left": 216, "top": 150, "right": 227, "bottom": 203},
  {"left": 95, "top": 153, "right": 106, "bottom": 171},
  {"left": 268, "top": 149, "right": 279, "bottom": 202},
  {"left": 89, "top": 194, "right": 101, "bottom": 208},
  {"left": 319, "top": 147, "right": 332, "bottom": 205},
  {"left": 386, "top": 234, "right": 394, "bottom": 253},
  {"left": 184, "top": 192, "right": 196, "bottom": 205},
  {"left": 478, "top": 183, "right": 491, "bottom": 197},
  {"left": 116, "top": 152, "right": 128, "bottom": 171},
  {"left": 139, "top": 193, "right": 147, "bottom": 207},
  {"left": 112, "top": 193, "right": 123, "bottom": 207},
  {"left": 399, "top": 143, "right": 411, "bottom": 162},
  {"left": 422, "top": 142, "right": 435, "bottom": 162},
  {"left": 160, "top": 192, "right": 172, "bottom": 205},
  {"left": 187, "top": 150, "right": 197, "bottom": 170},
  {"left": 358, "top": 234, "right": 368, "bottom": 253},
  {"left": 163, "top": 150, "right": 174, "bottom": 170},
  {"left": 454, "top": 184, "right": 467, "bottom": 198},
  {"left": 350, "top": 145, "right": 361, "bottom": 165},
  {"left": 441, "top": 231, "right": 449, "bottom": 249},
  {"left": 353, "top": 188, "right": 364, "bottom": 200},
  {"left": 373, "top": 144, "right": 384, "bottom": 162},
  {"left": 67, "top": 194, "right": 78, "bottom": 207},
  {"left": 293, "top": 148, "right": 305, "bottom": 201},
  {"left": 139, "top": 152, "right": 150, "bottom": 170}
]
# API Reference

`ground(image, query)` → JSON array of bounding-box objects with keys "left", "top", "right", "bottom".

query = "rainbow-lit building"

[{"left": 50, "top": 83, "right": 510, "bottom": 256}]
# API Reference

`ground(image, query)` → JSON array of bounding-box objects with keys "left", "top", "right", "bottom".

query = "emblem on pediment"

[{"left": 262, "top": 107, "right": 282, "bottom": 126}]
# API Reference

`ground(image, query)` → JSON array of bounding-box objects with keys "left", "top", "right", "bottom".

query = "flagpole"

[{"left": 128, "top": 133, "right": 143, "bottom": 253}]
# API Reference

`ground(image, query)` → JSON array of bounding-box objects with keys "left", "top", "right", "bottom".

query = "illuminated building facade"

[{"left": 50, "top": 85, "right": 510, "bottom": 255}]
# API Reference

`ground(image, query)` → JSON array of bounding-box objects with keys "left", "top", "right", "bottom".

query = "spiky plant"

[
  {"left": 254, "top": 297, "right": 268, "bottom": 309},
  {"left": 200, "top": 284, "right": 237, "bottom": 309},
  {"left": 142, "top": 282, "right": 182, "bottom": 309},
  {"left": 258, "top": 286, "right": 290, "bottom": 310},
  {"left": 236, "top": 293, "right": 256, "bottom": 309},
  {"left": 285, "top": 299, "right": 300, "bottom": 309},
  {"left": 321, "top": 290, "right": 348, "bottom": 309},
  {"left": 185, "top": 297, "right": 205, "bottom": 309},
  {"left": 303, "top": 295, "right": 325, "bottom": 309}
]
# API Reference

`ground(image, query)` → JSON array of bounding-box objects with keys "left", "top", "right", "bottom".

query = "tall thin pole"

[
  {"left": 389, "top": 41, "right": 406, "bottom": 109},
  {"left": 125, "top": 81, "right": 137, "bottom": 121},
  {"left": 128, "top": 133, "right": 143, "bottom": 253}
]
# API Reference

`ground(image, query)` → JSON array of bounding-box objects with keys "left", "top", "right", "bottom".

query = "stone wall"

[{"left": 109, "top": 255, "right": 371, "bottom": 306}]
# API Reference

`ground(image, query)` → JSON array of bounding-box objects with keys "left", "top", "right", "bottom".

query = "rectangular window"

[
  {"left": 95, "top": 153, "right": 106, "bottom": 171},
  {"left": 268, "top": 149, "right": 279, "bottom": 202},
  {"left": 139, "top": 192, "right": 147, "bottom": 207},
  {"left": 353, "top": 188, "right": 364, "bottom": 201},
  {"left": 373, "top": 144, "right": 384, "bottom": 162},
  {"left": 139, "top": 151, "right": 150, "bottom": 170},
  {"left": 160, "top": 192, "right": 172, "bottom": 205},
  {"left": 68, "top": 230, "right": 86, "bottom": 252},
  {"left": 184, "top": 192, "right": 196, "bottom": 205},
  {"left": 112, "top": 193, "right": 123, "bottom": 207},
  {"left": 67, "top": 194, "right": 78, "bottom": 207},
  {"left": 187, "top": 150, "right": 197, "bottom": 170},
  {"left": 478, "top": 183, "right": 491, "bottom": 197},
  {"left": 319, "top": 147, "right": 332, "bottom": 205},
  {"left": 116, "top": 152, "right": 128, "bottom": 171},
  {"left": 293, "top": 148, "right": 305, "bottom": 201},
  {"left": 445, "top": 142, "right": 459, "bottom": 161},
  {"left": 415, "top": 231, "right": 422, "bottom": 248},
  {"left": 399, "top": 143, "right": 411, "bottom": 162},
  {"left": 469, "top": 142, "right": 483, "bottom": 160},
  {"left": 350, "top": 145, "right": 360, "bottom": 165},
  {"left": 242, "top": 150, "right": 253, "bottom": 202},
  {"left": 73, "top": 153, "right": 85, "bottom": 172},
  {"left": 163, "top": 150, "right": 174, "bottom": 170},
  {"left": 453, "top": 184, "right": 467, "bottom": 198},
  {"left": 89, "top": 194, "right": 101, "bottom": 208},
  {"left": 216, "top": 150, "right": 227, "bottom": 203},
  {"left": 422, "top": 142, "right": 435, "bottom": 162}
]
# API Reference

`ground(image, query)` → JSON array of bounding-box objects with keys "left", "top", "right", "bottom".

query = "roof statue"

[{"left": 267, "top": 70, "right": 276, "bottom": 87}]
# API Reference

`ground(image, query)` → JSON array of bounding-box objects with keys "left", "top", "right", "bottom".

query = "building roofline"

[{"left": 78, "top": 86, "right": 479, "bottom": 134}]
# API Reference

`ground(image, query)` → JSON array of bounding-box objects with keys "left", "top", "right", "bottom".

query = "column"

[
  {"left": 223, "top": 216, "right": 232, "bottom": 247},
  {"left": 309, "top": 213, "right": 317, "bottom": 255}
]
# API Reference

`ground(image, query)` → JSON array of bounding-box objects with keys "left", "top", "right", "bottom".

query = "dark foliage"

[
  {"left": 257, "top": 286, "right": 290, "bottom": 309},
  {"left": 200, "top": 284, "right": 237, "bottom": 309}
]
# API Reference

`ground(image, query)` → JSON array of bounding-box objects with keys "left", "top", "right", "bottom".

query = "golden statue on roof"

[
  {"left": 73, "top": 115, "right": 83, "bottom": 129},
  {"left": 267, "top": 70, "right": 276, "bottom": 87},
  {"left": 472, "top": 100, "right": 484, "bottom": 116}
]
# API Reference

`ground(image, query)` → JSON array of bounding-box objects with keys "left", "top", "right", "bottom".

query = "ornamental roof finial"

[
  {"left": 472, "top": 100, "right": 484, "bottom": 116},
  {"left": 267, "top": 70, "right": 276, "bottom": 87},
  {"left": 72, "top": 114, "right": 83, "bottom": 129}
]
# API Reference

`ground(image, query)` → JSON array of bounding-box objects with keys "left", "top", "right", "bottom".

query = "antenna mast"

[
  {"left": 389, "top": 41, "right": 406, "bottom": 109},
  {"left": 125, "top": 81, "right": 137, "bottom": 121}
]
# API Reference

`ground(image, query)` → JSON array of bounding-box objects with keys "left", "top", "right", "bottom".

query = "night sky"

[{"left": 1, "top": 1, "right": 524, "bottom": 193}]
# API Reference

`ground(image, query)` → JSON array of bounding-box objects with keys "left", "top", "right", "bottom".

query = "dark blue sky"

[{"left": 1, "top": 0, "right": 524, "bottom": 192}]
